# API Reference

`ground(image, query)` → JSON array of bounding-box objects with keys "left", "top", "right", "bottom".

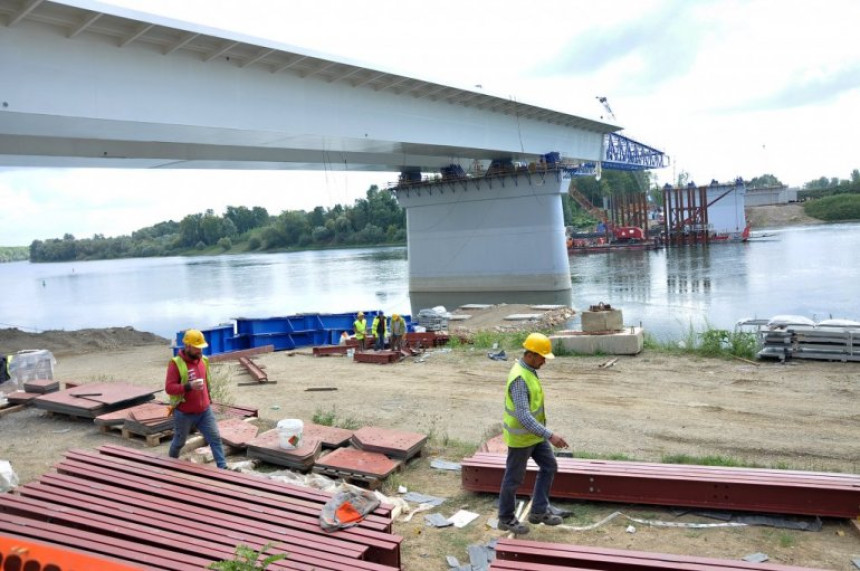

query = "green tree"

[{"left": 747, "top": 174, "right": 782, "bottom": 188}]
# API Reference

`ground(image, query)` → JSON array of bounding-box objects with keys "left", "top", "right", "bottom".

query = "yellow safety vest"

[
  {"left": 168, "top": 354, "right": 210, "bottom": 408},
  {"left": 502, "top": 361, "right": 546, "bottom": 448},
  {"left": 353, "top": 319, "right": 367, "bottom": 340}
]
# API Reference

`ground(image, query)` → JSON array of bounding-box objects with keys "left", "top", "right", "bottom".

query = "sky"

[{"left": 2, "top": 0, "right": 859, "bottom": 246}]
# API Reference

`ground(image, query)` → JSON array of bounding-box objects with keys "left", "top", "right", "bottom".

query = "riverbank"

[{"left": 1, "top": 325, "right": 859, "bottom": 569}]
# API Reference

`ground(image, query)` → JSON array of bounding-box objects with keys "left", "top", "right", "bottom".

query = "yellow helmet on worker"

[
  {"left": 392, "top": 313, "right": 399, "bottom": 320},
  {"left": 182, "top": 329, "right": 209, "bottom": 349},
  {"left": 523, "top": 332, "right": 554, "bottom": 359}
]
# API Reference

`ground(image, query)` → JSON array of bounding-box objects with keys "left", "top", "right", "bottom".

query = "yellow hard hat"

[
  {"left": 357, "top": 311, "right": 364, "bottom": 318},
  {"left": 523, "top": 333, "right": 554, "bottom": 359},
  {"left": 392, "top": 313, "right": 399, "bottom": 320},
  {"left": 182, "top": 329, "right": 209, "bottom": 349}
]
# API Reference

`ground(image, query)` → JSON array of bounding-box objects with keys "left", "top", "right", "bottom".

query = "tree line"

[
  {"left": 29, "top": 185, "right": 406, "bottom": 263},
  {"left": 24, "top": 168, "right": 860, "bottom": 263}
]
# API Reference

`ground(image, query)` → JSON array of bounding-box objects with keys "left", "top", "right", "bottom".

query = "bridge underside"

[{"left": 0, "top": 0, "right": 672, "bottom": 306}]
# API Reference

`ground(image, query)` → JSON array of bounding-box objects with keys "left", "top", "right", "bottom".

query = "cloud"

[
  {"left": 529, "top": 0, "right": 717, "bottom": 93},
  {"left": 719, "top": 64, "right": 860, "bottom": 113}
]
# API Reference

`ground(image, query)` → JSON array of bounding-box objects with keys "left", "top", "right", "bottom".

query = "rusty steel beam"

[
  {"left": 492, "top": 538, "right": 826, "bottom": 571},
  {"left": 462, "top": 453, "right": 860, "bottom": 518},
  {"left": 313, "top": 344, "right": 350, "bottom": 356},
  {"left": 353, "top": 351, "right": 401, "bottom": 364},
  {"left": 238, "top": 356, "right": 268, "bottom": 382},
  {"left": 208, "top": 344, "right": 274, "bottom": 363}
]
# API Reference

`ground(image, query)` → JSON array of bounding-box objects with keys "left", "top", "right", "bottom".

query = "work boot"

[
  {"left": 497, "top": 519, "right": 530, "bottom": 535},
  {"left": 528, "top": 511, "right": 564, "bottom": 526}
]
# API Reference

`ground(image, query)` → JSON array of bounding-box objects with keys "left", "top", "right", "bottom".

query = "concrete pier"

[{"left": 395, "top": 169, "right": 572, "bottom": 299}]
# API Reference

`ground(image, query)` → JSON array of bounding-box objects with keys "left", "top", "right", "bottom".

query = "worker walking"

[
  {"left": 389, "top": 313, "right": 407, "bottom": 352},
  {"left": 371, "top": 311, "right": 386, "bottom": 351},
  {"left": 497, "top": 332, "right": 569, "bottom": 535},
  {"left": 165, "top": 329, "right": 228, "bottom": 469},
  {"left": 353, "top": 312, "right": 367, "bottom": 352}
]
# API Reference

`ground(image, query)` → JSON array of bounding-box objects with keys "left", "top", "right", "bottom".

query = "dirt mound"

[
  {"left": 0, "top": 327, "right": 169, "bottom": 356},
  {"left": 746, "top": 203, "right": 822, "bottom": 228}
]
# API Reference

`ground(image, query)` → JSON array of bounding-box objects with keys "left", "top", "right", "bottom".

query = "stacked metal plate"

[
  {"left": 217, "top": 417, "right": 259, "bottom": 449},
  {"left": 302, "top": 422, "right": 354, "bottom": 449},
  {"left": 416, "top": 308, "right": 449, "bottom": 332},
  {"left": 123, "top": 402, "right": 173, "bottom": 435},
  {"left": 246, "top": 428, "right": 322, "bottom": 470},
  {"left": 22, "top": 378, "right": 60, "bottom": 394},
  {"left": 313, "top": 447, "right": 402, "bottom": 485},
  {"left": 351, "top": 426, "right": 427, "bottom": 460},
  {"left": 751, "top": 319, "right": 860, "bottom": 362},
  {"left": 32, "top": 383, "right": 159, "bottom": 419}
]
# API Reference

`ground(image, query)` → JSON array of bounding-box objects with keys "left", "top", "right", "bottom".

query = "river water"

[{"left": 1, "top": 223, "right": 857, "bottom": 341}]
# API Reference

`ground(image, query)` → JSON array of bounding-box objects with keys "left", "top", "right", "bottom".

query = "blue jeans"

[
  {"left": 498, "top": 440, "right": 557, "bottom": 521},
  {"left": 169, "top": 407, "right": 227, "bottom": 469},
  {"left": 375, "top": 334, "right": 385, "bottom": 350}
]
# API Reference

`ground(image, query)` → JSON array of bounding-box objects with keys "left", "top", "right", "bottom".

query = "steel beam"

[{"left": 461, "top": 453, "right": 860, "bottom": 518}]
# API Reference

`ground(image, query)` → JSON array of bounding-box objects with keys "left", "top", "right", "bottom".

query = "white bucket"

[{"left": 277, "top": 419, "right": 303, "bottom": 449}]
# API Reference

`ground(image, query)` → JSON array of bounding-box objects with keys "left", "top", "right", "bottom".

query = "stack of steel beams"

[
  {"left": 461, "top": 453, "right": 860, "bottom": 518},
  {"left": 1, "top": 445, "right": 402, "bottom": 570},
  {"left": 490, "top": 538, "right": 826, "bottom": 570},
  {"left": 738, "top": 317, "right": 860, "bottom": 362}
]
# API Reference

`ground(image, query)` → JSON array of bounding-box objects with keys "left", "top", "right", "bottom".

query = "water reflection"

[
  {"left": 410, "top": 290, "right": 572, "bottom": 316},
  {"left": 666, "top": 245, "right": 713, "bottom": 295}
]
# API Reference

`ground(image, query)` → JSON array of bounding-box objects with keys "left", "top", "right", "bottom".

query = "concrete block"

[
  {"left": 581, "top": 309, "right": 623, "bottom": 332},
  {"left": 551, "top": 327, "right": 643, "bottom": 355}
]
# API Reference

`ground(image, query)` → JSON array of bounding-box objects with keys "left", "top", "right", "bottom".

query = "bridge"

[{"left": 0, "top": 0, "right": 666, "bottom": 308}]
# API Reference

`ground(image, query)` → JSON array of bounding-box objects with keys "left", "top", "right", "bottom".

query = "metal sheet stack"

[
  {"left": 22, "top": 378, "right": 60, "bottom": 394},
  {"left": 246, "top": 428, "right": 322, "bottom": 470},
  {"left": 751, "top": 318, "right": 860, "bottom": 362},
  {"left": 33, "top": 383, "right": 159, "bottom": 418},
  {"left": 416, "top": 308, "right": 449, "bottom": 332}
]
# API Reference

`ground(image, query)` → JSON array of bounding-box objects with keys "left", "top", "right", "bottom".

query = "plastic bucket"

[{"left": 277, "top": 419, "right": 303, "bottom": 449}]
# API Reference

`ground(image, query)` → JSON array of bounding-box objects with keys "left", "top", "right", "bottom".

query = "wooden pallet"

[
  {"left": 120, "top": 427, "right": 174, "bottom": 447},
  {"left": 311, "top": 466, "right": 385, "bottom": 490},
  {"left": 0, "top": 404, "right": 25, "bottom": 418}
]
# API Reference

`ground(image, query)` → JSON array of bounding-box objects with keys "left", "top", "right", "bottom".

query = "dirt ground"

[{"left": 1, "top": 302, "right": 859, "bottom": 570}]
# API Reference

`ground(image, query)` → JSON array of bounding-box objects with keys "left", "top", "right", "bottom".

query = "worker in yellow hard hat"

[
  {"left": 371, "top": 310, "right": 386, "bottom": 351},
  {"left": 389, "top": 313, "right": 407, "bottom": 352},
  {"left": 497, "top": 332, "right": 569, "bottom": 535},
  {"left": 353, "top": 312, "right": 367, "bottom": 352},
  {"left": 164, "top": 329, "right": 228, "bottom": 469}
]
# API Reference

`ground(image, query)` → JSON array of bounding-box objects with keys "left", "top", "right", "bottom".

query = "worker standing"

[
  {"left": 353, "top": 312, "right": 367, "bottom": 352},
  {"left": 389, "top": 313, "right": 407, "bottom": 352},
  {"left": 165, "top": 329, "right": 228, "bottom": 469},
  {"left": 497, "top": 332, "right": 569, "bottom": 534},
  {"left": 371, "top": 310, "right": 386, "bottom": 351}
]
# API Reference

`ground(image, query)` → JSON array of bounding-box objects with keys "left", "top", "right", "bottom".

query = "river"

[{"left": 1, "top": 223, "right": 857, "bottom": 340}]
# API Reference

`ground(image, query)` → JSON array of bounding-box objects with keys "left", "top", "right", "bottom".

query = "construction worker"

[
  {"left": 371, "top": 310, "right": 386, "bottom": 351},
  {"left": 353, "top": 312, "right": 367, "bottom": 352},
  {"left": 165, "top": 329, "right": 227, "bottom": 469},
  {"left": 389, "top": 313, "right": 407, "bottom": 352},
  {"left": 497, "top": 332, "right": 569, "bottom": 535}
]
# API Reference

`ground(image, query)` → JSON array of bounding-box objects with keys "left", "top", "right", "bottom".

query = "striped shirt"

[{"left": 508, "top": 359, "right": 552, "bottom": 440}]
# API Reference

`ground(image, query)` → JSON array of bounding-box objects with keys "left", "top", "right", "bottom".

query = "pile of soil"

[
  {"left": 745, "top": 203, "right": 822, "bottom": 228},
  {"left": 0, "top": 327, "right": 168, "bottom": 356}
]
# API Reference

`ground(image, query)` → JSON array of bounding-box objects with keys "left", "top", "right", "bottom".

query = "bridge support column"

[{"left": 394, "top": 170, "right": 572, "bottom": 308}]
